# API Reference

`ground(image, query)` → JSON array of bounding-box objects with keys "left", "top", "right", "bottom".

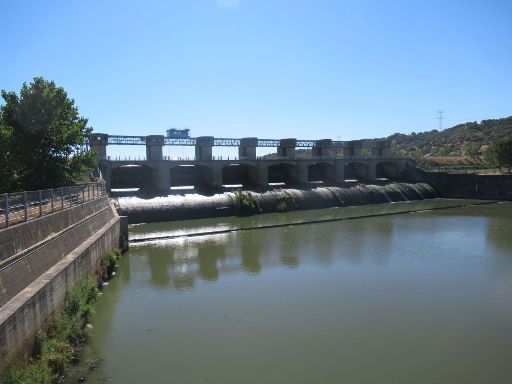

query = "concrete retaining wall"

[
  {"left": 416, "top": 171, "right": 512, "bottom": 200},
  {"left": 0, "top": 197, "right": 111, "bottom": 262},
  {"left": 0, "top": 205, "right": 116, "bottom": 307},
  {"left": 0, "top": 197, "right": 122, "bottom": 371}
]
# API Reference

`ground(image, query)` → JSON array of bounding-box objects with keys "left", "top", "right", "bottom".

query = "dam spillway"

[{"left": 115, "top": 182, "right": 437, "bottom": 224}]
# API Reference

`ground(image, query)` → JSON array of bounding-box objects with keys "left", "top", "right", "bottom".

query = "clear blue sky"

[{"left": 2, "top": 0, "right": 511, "bottom": 158}]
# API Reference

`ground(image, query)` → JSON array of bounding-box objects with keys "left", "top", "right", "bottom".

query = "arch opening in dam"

[
  {"left": 344, "top": 161, "right": 369, "bottom": 181},
  {"left": 222, "top": 164, "right": 257, "bottom": 187},
  {"left": 308, "top": 162, "right": 335, "bottom": 183},
  {"left": 376, "top": 161, "right": 400, "bottom": 180},
  {"left": 268, "top": 163, "right": 298, "bottom": 185},
  {"left": 111, "top": 164, "right": 157, "bottom": 191},
  {"left": 170, "top": 165, "right": 214, "bottom": 189}
]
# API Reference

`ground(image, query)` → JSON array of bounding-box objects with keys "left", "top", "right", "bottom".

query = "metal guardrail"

[
  {"left": 214, "top": 138, "right": 240, "bottom": 146},
  {"left": 165, "top": 137, "right": 197, "bottom": 146},
  {"left": 108, "top": 135, "right": 146, "bottom": 145},
  {"left": 88, "top": 135, "right": 383, "bottom": 148},
  {"left": 105, "top": 155, "right": 408, "bottom": 162},
  {"left": 0, "top": 181, "right": 107, "bottom": 229}
]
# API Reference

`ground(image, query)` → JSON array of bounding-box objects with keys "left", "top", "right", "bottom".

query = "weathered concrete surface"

[
  {"left": 0, "top": 198, "right": 122, "bottom": 371},
  {"left": 116, "top": 183, "right": 438, "bottom": 224},
  {"left": 0, "top": 197, "right": 111, "bottom": 263},
  {"left": 0, "top": 206, "right": 115, "bottom": 306},
  {"left": 102, "top": 158, "right": 413, "bottom": 193},
  {"left": 415, "top": 171, "right": 512, "bottom": 201}
]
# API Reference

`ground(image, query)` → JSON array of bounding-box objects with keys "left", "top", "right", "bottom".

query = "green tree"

[
  {"left": 0, "top": 121, "right": 17, "bottom": 191},
  {"left": 487, "top": 136, "right": 512, "bottom": 173},
  {"left": 0, "top": 77, "right": 96, "bottom": 191},
  {"left": 462, "top": 142, "right": 480, "bottom": 158}
]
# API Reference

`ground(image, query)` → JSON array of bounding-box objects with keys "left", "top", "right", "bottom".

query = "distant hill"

[
  {"left": 260, "top": 116, "right": 512, "bottom": 161},
  {"left": 386, "top": 116, "right": 512, "bottom": 158}
]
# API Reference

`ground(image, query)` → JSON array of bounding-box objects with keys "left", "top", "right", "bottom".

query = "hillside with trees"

[
  {"left": 387, "top": 116, "right": 512, "bottom": 158},
  {"left": 260, "top": 116, "right": 512, "bottom": 171}
]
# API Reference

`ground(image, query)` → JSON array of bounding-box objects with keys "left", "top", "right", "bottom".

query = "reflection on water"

[
  {"left": 241, "top": 234, "right": 261, "bottom": 274},
  {"left": 72, "top": 200, "right": 512, "bottom": 384}
]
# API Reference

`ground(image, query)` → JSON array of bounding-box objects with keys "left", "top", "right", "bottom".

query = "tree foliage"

[
  {"left": 0, "top": 121, "right": 16, "bottom": 191},
  {"left": 462, "top": 142, "right": 481, "bottom": 158},
  {"left": 386, "top": 117, "right": 512, "bottom": 157},
  {"left": 0, "top": 77, "right": 96, "bottom": 192},
  {"left": 487, "top": 136, "right": 512, "bottom": 173}
]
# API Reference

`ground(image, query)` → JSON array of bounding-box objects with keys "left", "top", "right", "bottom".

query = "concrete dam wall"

[
  {"left": 116, "top": 183, "right": 438, "bottom": 224},
  {"left": 416, "top": 171, "right": 512, "bottom": 201},
  {"left": 0, "top": 197, "right": 124, "bottom": 371}
]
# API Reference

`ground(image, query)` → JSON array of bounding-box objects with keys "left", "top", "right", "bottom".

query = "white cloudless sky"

[{"left": 1, "top": 0, "right": 511, "bottom": 158}]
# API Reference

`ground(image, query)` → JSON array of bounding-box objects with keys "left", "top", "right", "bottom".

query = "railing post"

[
  {"left": 82, "top": 185, "right": 85, "bottom": 203},
  {"left": 61, "top": 188, "right": 64, "bottom": 210},
  {"left": 4, "top": 193, "right": 9, "bottom": 228},
  {"left": 51, "top": 189, "right": 54, "bottom": 213},
  {"left": 87, "top": 184, "right": 90, "bottom": 201},
  {"left": 38, "top": 190, "right": 42, "bottom": 217},
  {"left": 23, "top": 191, "right": 28, "bottom": 222}
]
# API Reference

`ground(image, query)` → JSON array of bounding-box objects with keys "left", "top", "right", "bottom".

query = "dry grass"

[{"left": 418, "top": 156, "right": 490, "bottom": 167}]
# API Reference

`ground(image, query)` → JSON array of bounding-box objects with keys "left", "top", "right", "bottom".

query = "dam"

[
  {"left": 88, "top": 133, "right": 411, "bottom": 192},
  {"left": 1, "top": 134, "right": 511, "bottom": 382}
]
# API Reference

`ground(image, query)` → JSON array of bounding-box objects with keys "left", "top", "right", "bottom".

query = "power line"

[{"left": 436, "top": 110, "right": 447, "bottom": 131}]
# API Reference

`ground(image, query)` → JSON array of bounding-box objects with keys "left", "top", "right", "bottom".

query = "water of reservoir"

[{"left": 72, "top": 199, "right": 512, "bottom": 384}]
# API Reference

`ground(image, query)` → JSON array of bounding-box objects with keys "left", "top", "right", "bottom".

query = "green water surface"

[{"left": 72, "top": 200, "right": 512, "bottom": 384}]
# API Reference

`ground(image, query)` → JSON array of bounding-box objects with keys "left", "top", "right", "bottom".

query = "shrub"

[
  {"left": 0, "top": 248, "right": 121, "bottom": 384},
  {"left": 276, "top": 195, "right": 290, "bottom": 212},
  {"left": 0, "top": 359, "right": 54, "bottom": 384},
  {"left": 99, "top": 249, "right": 121, "bottom": 281},
  {"left": 232, "top": 190, "right": 261, "bottom": 216},
  {"left": 0, "top": 277, "right": 98, "bottom": 384}
]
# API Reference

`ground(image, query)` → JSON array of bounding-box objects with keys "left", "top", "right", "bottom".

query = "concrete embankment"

[
  {"left": 0, "top": 196, "right": 126, "bottom": 371},
  {"left": 416, "top": 171, "right": 512, "bottom": 201},
  {"left": 116, "top": 182, "right": 438, "bottom": 224}
]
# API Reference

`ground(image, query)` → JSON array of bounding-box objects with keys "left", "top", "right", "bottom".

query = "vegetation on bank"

[
  {"left": 231, "top": 190, "right": 261, "bottom": 216},
  {"left": 99, "top": 249, "right": 121, "bottom": 281},
  {"left": 0, "top": 77, "right": 96, "bottom": 193},
  {"left": 0, "top": 249, "right": 121, "bottom": 384},
  {"left": 486, "top": 136, "right": 512, "bottom": 173},
  {"left": 276, "top": 192, "right": 298, "bottom": 212}
]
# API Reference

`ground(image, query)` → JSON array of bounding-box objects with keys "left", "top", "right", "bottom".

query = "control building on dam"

[{"left": 89, "top": 134, "right": 414, "bottom": 192}]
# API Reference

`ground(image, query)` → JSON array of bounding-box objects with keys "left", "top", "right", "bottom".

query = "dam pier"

[{"left": 89, "top": 134, "right": 412, "bottom": 192}]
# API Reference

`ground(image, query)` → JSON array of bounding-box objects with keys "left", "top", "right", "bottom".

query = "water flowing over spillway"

[{"left": 115, "top": 182, "right": 438, "bottom": 223}]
